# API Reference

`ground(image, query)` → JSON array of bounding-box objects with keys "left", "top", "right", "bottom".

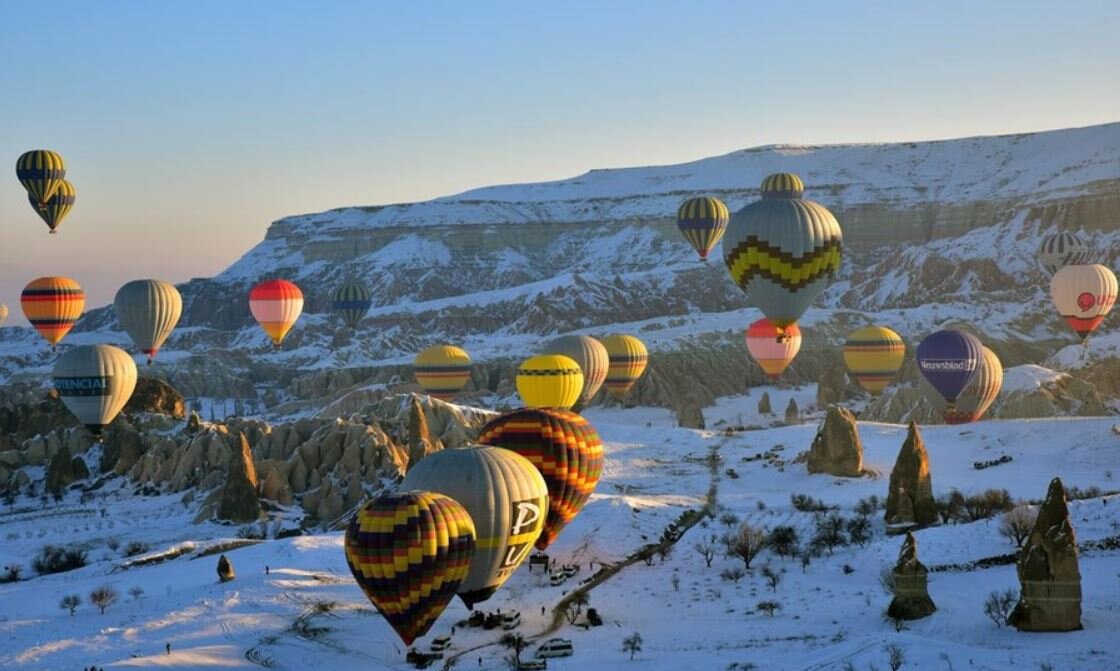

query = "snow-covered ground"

[{"left": 2, "top": 402, "right": 1119, "bottom": 671}]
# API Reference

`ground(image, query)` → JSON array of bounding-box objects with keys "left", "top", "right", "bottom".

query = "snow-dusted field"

[{"left": 2, "top": 405, "right": 1119, "bottom": 671}]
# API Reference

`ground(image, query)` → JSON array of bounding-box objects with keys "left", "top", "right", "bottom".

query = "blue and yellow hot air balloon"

[
  {"left": 677, "top": 196, "right": 729, "bottom": 261},
  {"left": 29, "top": 179, "right": 75, "bottom": 234},
  {"left": 16, "top": 150, "right": 66, "bottom": 209}
]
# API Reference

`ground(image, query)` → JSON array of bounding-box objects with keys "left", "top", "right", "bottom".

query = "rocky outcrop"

[
  {"left": 216, "top": 434, "right": 261, "bottom": 523},
  {"left": 124, "top": 377, "right": 186, "bottom": 419},
  {"left": 217, "top": 554, "right": 235, "bottom": 582},
  {"left": 45, "top": 445, "right": 77, "bottom": 494},
  {"left": 1010, "top": 477, "right": 1082, "bottom": 632},
  {"left": 675, "top": 400, "right": 706, "bottom": 430},
  {"left": 406, "top": 395, "right": 441, "bottom": 469},
  {"left": 885, "top": 422, "right": 937, "bottom": 527},
  {"left": 816, "top": 362, "right": 850, "bottom": 408},
  {"left": 807, "top": 406, "right": 863, "bottom": 477},
  {"left": 887, "top": 532, "right": 936, "bottom": 620},
  {"left": 758, "top": 392, "right": 772, "bottom": 415},
  {"left": 784, "top": 398, "right": 800, "bottom": 425}
]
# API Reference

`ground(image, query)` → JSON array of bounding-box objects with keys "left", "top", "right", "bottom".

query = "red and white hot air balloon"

[
  {"left": 249, "top": 279, "right": 304, "bottom": 347},
  {"left": 745, "top": 318, "right": 801, "bottom": 380}
]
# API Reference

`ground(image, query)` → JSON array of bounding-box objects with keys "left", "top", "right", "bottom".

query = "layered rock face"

[
  {"left": 887, "top": 532, "right": 936, "bottom": 620},
  {"left": 1010, "top": 477, "right": 1082, "bottom": 632},
  {"left": 884, "top": 422, "right": 938, "bottom": 527},
  {"left": 807, "top": 406, "right": 863, "bottom": 477}
]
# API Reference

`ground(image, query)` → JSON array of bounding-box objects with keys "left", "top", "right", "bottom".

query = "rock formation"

[
  {"left": 124, "top": 377, "right": 186, "bottom": 419},
  {"left": 1010, "top": 477, "right": 1082, "bottom": 632},
  {"left": 406, "top": 395, "right": 441, "bottom": 470},
  {"left": 887, "top": 532, "right": 936, "bottom": 620},
  {"left": 675, "top": 399, "right": 706, "bottom": 430},
  {"left": 885, "top": 422, "right": 938, "bottom": 527},
  {"left": 216, "top": 433, "right": 261, "bottom": 523},
  {"left": 45, "top": 445, "right": 77, "bottom": 494},
  {"left": 806, "top": 406, "right": 863, "bottom": 477},
  {"left": 784, "top": 398, "right": 800, "bottom": 425},
  {"left": 816, "top": 362, "right": 849, "bottom": 408},
  {"left": 217, "top": 554, "right": 235, "bottom": 582},
  {"left": 758, "top": 392, "right": 772, "bottom": 415}
]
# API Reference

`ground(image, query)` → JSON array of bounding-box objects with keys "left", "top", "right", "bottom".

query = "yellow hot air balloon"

[
  {"left": 600, "top": 334, "right": 648, "bottom": 399},
  {"left": 249, "top": 279, "right": 303, "bottom": 347},
  {"left": 400, "top": 446, "right": 549, "bottom": 608},
  {"left": 29, "top": 179, "right": 75, "bottom": 234},
  {"left": 16, "top": 150, "right": 66, "bottom": 208},
  {"left": 918, "top": 346, "right": 1003, "bottom": 424},
  {"left": 114, "top": 279, "right": 183, "bottom": 364},
  {"left": 516, "top": 354, "right": 583, "bottom": 410},
  {"left": 20, "top": 276, "right": 84, "bottom": 347},
  {"left": 1050, "top": 264, "right": 1118, "bottom": 344},
  {"left": 677, "top": 196, "right": 729, "bottom": 261},
  {"left": 542, "top": 335, "right": 609, "bottom": 407},
  {"left": 842, "top": 326, "right": 906, "bottom": 395},
  {"left": 414, "top": 345, "right": 472, "bottom": 400},
  {"left": 344, "top": 491, "right": 476, "bottom": 645},
  {"left": 0, "top": 304, "right": 8, "bottom": 327},
  {"left": 52, "top": 344, "right": 138, "bottom": 438}
]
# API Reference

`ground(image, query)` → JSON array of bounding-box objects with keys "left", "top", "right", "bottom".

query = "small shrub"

[
  {"left": 89, "top": 585, "right": 119, "bottom": 614},
  {"left": 791, "top": 493, "right": 831, "bottom": 513},
  {"left": 983, "top": 589, "right": 1017, "bottom": 628},
  {"left": 811, "top": 514, "right": 848, "bottom": 555},
  {"left": 846, "top": 515, "right": 872, "bottom": 548},
  {"left": 719, "top": 512, "right": 740, "bottom": 529},
  {"left": 32, "top": 545, "right": 88, "bottom": 575},
  {"left": 695, "top": 536, "right": 718, "bottom": 568},
  {"left": 767, "top": 526, "right": 801, "bottom": 559},
  {"left": 761, "top": 565, "right": 782, "bottom": 592},
  {"left": 123, "top": 541, "right": 150, "bottom": 557},
  {"left": 842, "top": 564, "right": 854, "bottom": 575},
  {"left": 106, "top": 537, "right": 121, "bottom": 552},
  {"left": 885, "top": 643, "right": 905, "bottom": 671},
  {"left": 855, "top": 495, "right": 881, "bottom": 516},
  {"left": 720, "top": 568, "right": 746, "bottom": 583},
  {"left": 879, "top": 567, "right": 897, "bottom": 596},
  {"left": 963, "top": 489, "right": 1014, "bottom": 522},
  {"left": 60, "top": 594, "right": 81, "bottom": 616},
  {"left": 129, "top": 586, "right": 145, "bottom": 601},
  {"left": 755, "top": 600, "right": 781, "bottom": 617},
  {"left": 2, "top": 563, "right": 22, "bottom": 583}
]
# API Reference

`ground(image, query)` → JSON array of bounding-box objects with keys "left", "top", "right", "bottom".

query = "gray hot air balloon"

[
  {"left": 542, "top": 335, "right": 609, "bottom": 407},
  {"left": 52, "top": 344, "right": 138, "bottom": 438},
  {"left": 114, "top": 279, "right": 183, "bottom": 364},
  {"left": 400, "top": 445, "right": 548, "bottom": 608}
]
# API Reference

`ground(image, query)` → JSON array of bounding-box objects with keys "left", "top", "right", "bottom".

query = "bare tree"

[
  {"left": 694, "top": 536, "right": 717, "bottom": 568},
  {"left": 499, "top": 633, "right": 527, "bottom": 667},
  {"left": 983, "top": 589, "right": 1017, "bottom": 628},
  {"left": 719, "top": 512, "right": 740, "bottom": 529},
  {"left": 999, "top": 506, "right": 1037, "bottom": 548},
  {"left": 622, "top": 632, "right": 642, "bottom": 660},
  {"left": 885, "top": 643, "right": 905, "bottom": 671},
  {"left": 720, "top": 567, "right": 745, "bottom": 583},
  {"left": 755, "top": 600, "right": 781, "bottom": 617},
  {"left": 728, "top": 523, "right": 767, "bottom": 569},
  {"left": 761, "top": 565, "right": 782, "bottom": 593},
  {"left": 767, "top": 526, "right": 801, "bottom": 559},
  {"left": 879, "top": 567, "right": 898, "bottom": 596},
  {"left": 60, "top": 594, "right": 81, "bottom": 616},
  {"left": 563, "top": 593, "right": 589, "bottom": 624},
  {"left": 89, "top": 585, "right": 119, "bottom": 615},
  {"left": 846, "top": 515, "right": 872, "bottom": 548},
  {"left": 129, "top": 586, "right": 145, "bottom": 602}
]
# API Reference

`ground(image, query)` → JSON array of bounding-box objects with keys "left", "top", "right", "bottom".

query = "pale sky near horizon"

[{"left": 1, "top": 0, "right": 1118, "bottom": 325}]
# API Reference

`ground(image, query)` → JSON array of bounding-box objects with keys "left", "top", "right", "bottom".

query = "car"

[
  {"left": 536, "top": 638, "right": 574, "bottom": 658},
  {"left": 518, "top": 661, "right": 548, "bottom": 670},
  {"left": 501, "top": 610, "right": 521, "bottom": 630},
  {"left": 430, "top": 635, "right": 452, "bottom": 652}
]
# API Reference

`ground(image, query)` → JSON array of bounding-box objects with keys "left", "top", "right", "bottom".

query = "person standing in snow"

[{"left": 166, "top": 642, "right": 171, "bottom": 655}]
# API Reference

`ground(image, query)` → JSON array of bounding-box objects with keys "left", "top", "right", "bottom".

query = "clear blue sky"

[{"left": 1, "top": 0, "right": 1117, "bottom": 324}]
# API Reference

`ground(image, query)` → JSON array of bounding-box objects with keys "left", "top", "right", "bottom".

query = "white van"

[
  {"left": 430, "top": 636, "right": 452, "bottom": 652},
  {"left": 549, "top": 572, "right": 566, "bottom": 586},
  {"left": 536, "top": 638, "right": 573, "bottom": 658},
  {"left": 501, "top": 610, "right": 521, "bottom": 630}
]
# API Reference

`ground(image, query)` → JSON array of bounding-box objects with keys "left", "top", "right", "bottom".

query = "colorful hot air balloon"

[
  {"left": 677, "top": 196, "right": 729, "bottom": 261},
  {"left": 843, "top": 325, "right": 906, "bottom": 395},
  {"left": 400, "top": 446, "right": 548, "bottom": 608},
  {"left": 16, "top": 150, "right": 66, "bottom": 208},
  {"left": 1050, "top": 264, "right": 1118, "bottom": 343},
  {"left": 723, "top": 173, "right": 843, "bottom": 333},
  {"left": 919, "top": 346, "right": 1002, "bottom": 424},
  {"left": 114, "top": 279, "right": 183, "bottom": 364},
  {"left": 542, "top": 335, "right": 609, "bottom": 407},
  {"left": 249, "top": 279, "right": 303, "bottom": 347},
  {"left": 0, "top": 304, "right": 7, "bottom": 327},
  {"left": 331, "top": 281, "right": 372, "bottom": 330},
  {"left": 600, "top": 334, "right": 648, "bottom": 400},
  {"left": 478, "top": 408, "right": 604, "bottom": 550},
  {"left": 745, "top": 318, "right": 801, "bottom": 380},
  {"left": 344, "top": 491, "right": 476, "bottom": 646},
  {"left": 1038, "top": 231, "right": 1090, "bottom": 275},
  {"left": 916, "top": 330, "right": 983, "bottom": 409},
  {"left": 516, "top": 354, "right": 583, "bottom": 410},
  {"left": 21, "top": 276, "right": 84, "bottom": 347},
  {"left": 52, "top": 344, "right": 138, "bottom": 438},
  {"left": 414, "top": 345, "right": 472, "bottom": 401},
  {"left": 29, "top": 179, "right": 75, "bottom": 234}
]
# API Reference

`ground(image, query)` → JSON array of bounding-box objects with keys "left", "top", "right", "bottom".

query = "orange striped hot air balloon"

[
  {"left": 600, "top": 334, "right": 648, "bottom": 399},
  {"left": 745, "top": 318, "right": 801, "bottom": 380},
  {"left": 842, "top": 325, "right": 906, "bottom": 395},
  {"left": 249, "top": 279, "right": 303, "bottom": 347},
  {"left": 414, "top": 345, "right": 472, "bottom": 400},
  {"left": 21, "top": 276, "right": 85, "bottom": 347},
  {"left": 478, "top": 408, "right": 604, "bottom": 550}
]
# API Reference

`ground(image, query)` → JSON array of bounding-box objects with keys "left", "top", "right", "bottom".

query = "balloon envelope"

[
  {"left": 21, "top": 276, "right": 84, "bottom": 346},
  {"left": 542, "top": 335, "right": 609, "bottom": 406},
  {"left": 0, "top": 304, "right": 7, "bottom": 326},
  {"left": 344, "top": 491, "right": 476, "bottom": 646},
  {"left": 331, "top": 282, "right": 372, "bottom": 330},
  {"left": 400, "top": 446, "right": 548, "bottom": 608},
  {"left": 478, "top": 408, "right": 604, "bottom": 550},
  {"left": 919, "top": 346, "right": 1002, "bottom": 424},
  {"left": 916, "top": 330, "right": 983, "bottom": 406},
  {"left": 1050, "top": 264, "right": 1117, "bottom": 342},
  {"left": 600, "top": 335, "right": 648, "bottom": 400},
  {"left": 414, "top": 345, "right": 472, "bottom": 400},
  {"left": 249, "top": 280, "right": 303, "bottom": 347},
  {"left": 677, "top": 196, "right": 729, "bottom": 261},
  {"left": 114, "top": 279, "right": 183, "bottom": 363},
  {"left": 745, "top": 318, "right": 801, "bottom": 380},
  {"left": 29, "top": 179, "right": 75, "bottom": 234},
  {"left": 16, "top": 150, "right": 66, "bottom": 207},
  {"left": 516, "top": 354, "right": 583, "bottom": 410},
  {"left": 52, "top": 344, "right": 138, "bottom": 437},
  {"left": 843, "top": 326, "right": 906, "bottom": 395},
  {"left": 1038, "top": 231, "right": 1090, "bottom": 275}
]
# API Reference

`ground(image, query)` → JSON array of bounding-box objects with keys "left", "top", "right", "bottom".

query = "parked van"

[
  {"left": 536, "top": 638, "right": 574, "bottom": 658},
  {"left": 518, "top": 661, "right": 547, "bottom": 670},
  {"left": 430, "top": 636, "right": 452, "bottom": 652},
  {"left": 549, "top": 572, "right": 566, "bottom": 586},
  {"left": 501, "top": 610, "right": 521, "bottom": 630}
]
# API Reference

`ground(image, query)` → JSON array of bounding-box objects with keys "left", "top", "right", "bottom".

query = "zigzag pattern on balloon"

[{"left": 724, "top": 237, "right": 843, "bottom": 292}]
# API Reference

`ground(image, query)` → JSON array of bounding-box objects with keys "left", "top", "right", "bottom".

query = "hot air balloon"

[
  {"left": 919, "top": 346, "right": 1002, "bottom": 424},
  {"left": 249, "top": 279, "right": 303, "bottom": 347},
  {"left": 1050, "top": 264, "right": 1117, "bottom": 343},
  {"left": 600, "top": 334, "right": 648, "bottom": 400},
  {"left": 677, "top": 196, "right": 729, "bottom": 261},
  {"left": 414, "top": 345, "right": 472, "bottom": 401},
  {"left": 21, "top": 276, "right": 84, "bottom": 347},
  {"left": 542, "top": 335, "right": 609, "bottom": 407},
  {"left": 28, "top": 179, "right": 75, "bottom": 234},
  {"left": 723, "top": 173, "right": 843, "bottom": 334},
  {"left": 52, "top": 344, "right": 138, "bottom": 438},
  {"left": 516, "top": 354, "right": 583, "bottom": 410},
  {"left": 916, "top": 330, "right": 982, "bottom": 410},
  {"left": 842, "top": 326, "right": 906, "bottom": 395},
  {"left": 16, "top": 150, "right": 66, "bottom": 208},
  {"left": 0, "top": 304, "right": 7, "bottom": 327},
  {"left": 745, "top": 318, "right": 801, "bottom": 380},
  {"left": 400, "top": 446, "right": 548, "bottom": 608},
  {"left": 344, "top": 491, "right": 476, "bottom": 645},
  {"left": 114, "top": 279, "right": 183, "bottom": 364},
  {"left": 1038, "top": 231, "right": 1090, "bottom": 275},
  {"left": 331, "top": 281, "right": 372, "bottom": 330},
  {"left": 477, "top": 408, "right": 604, "bottom": 550}
]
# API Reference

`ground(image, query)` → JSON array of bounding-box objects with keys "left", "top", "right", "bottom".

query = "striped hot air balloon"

[
  {"left": 249, "top": 279, "right": 303, "bottom": 347},
  {"left": 542, "top": 335, "right": 609, "bottom": 407},
  {"left": 414, "top": 345, "right": 472, "bottom": 401},
  {"left": 478, "top": 408, "right": 604, "bottom": 550},
  {"left": 677, "top": 196, "right": 729, "bottom": 261},
  {"left": 916, "top": 330, "right": 982, "bottom": 409},
  {"left": 1050, "top": 264, "right": 1117, "bottom": 344},
  {"left": 600, "top": 334, "right": 648, "bottom": 400},
  {"left": 843, "top": 326, "right": 906, "bottom": 395},
  {"left": 1038, "top": 231, "right": 1090, "bottom": 275},
  {"left": 723, "top": 173, "right": 842, "bottom": 333},
  {"left": 344, "top": 491, "right": 476, "bottom": 645},
  {"left": 52, "top": 344, "right": 138, "bottom": 438},
  {"left": 400, "top": 446, "right": 548, "bottom": 608},
  {"left": 29, "top": 179, "right": 75, "bottom": 234},
  {"left": 21, "top": 276, "right": 85, "bottom": 347},
  {"left": 331, "top": 281, "right": 372, "bottom": 330},
  {"left": 516, "top": 354, "right": 584, "bottom": 410},
  {"left": 745, "top": 318, "right": 801, "bottom": 380},
  {"left": 919, "top": 346, "right": 1003, "bottom": 424},
  {"left": 114, "top": 279, "right": 183, "bottom": 364},
  {"left": 16, "top": 150, "right": 66, "bottom": 208}
]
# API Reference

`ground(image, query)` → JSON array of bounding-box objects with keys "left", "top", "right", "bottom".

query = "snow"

[{"left": 1001, "top": 365, "right": 1068, "bottom": 394}]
